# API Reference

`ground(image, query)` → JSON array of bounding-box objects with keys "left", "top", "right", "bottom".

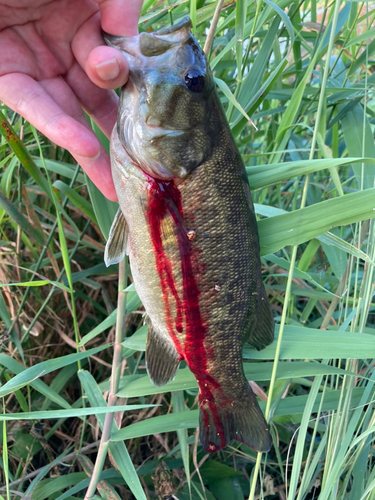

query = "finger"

[
  {"left": 93, "top": 0, "right": 143, "bottom": 36},
  {"left": 73, "top": 149, "right": 117, "bottom": 202},
  {"left": 39, "top": 77, "right": 118, "bottom": 200},
  {"left": 86, "top": 45, "right": 129, "bottom": 89},
  {"left": 65, "top": 60, "right": 119, "bottom": 139},
  {"left": 0, "top": 73, "right": 117, "bottom": 200},
  {"left": 72, "top": 12, "right": 129, "bottom": 90},
  {"left": 0, "top": 73, "right": 100, "bottom": 158}
]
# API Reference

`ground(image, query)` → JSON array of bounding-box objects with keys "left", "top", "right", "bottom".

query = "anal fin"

[
  {"left": 246, "top": 287, "right": 274, "bottom": 351},
  {"left": 146, "top": 323, "right": 180, "bottom": 387},
  {"left": 104, "top": 209, "right": 128, "bottom": 267}
]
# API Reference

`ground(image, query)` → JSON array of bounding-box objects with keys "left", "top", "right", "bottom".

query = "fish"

[{"left": 104, "top": 17, "right": 274, "bottom": 453}]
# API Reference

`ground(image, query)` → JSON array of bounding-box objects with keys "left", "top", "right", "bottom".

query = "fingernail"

[{"left": 95, "top": 58, "right": 120, "bottom": 81}]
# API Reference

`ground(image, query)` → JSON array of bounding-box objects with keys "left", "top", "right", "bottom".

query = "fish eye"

[{"left": 184, "top": 68, "right": 205, "bottom": 93}]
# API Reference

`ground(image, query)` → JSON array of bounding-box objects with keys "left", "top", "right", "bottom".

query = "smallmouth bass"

[{"left": 104, "top": 17, "right": 274, "bottom": 453}]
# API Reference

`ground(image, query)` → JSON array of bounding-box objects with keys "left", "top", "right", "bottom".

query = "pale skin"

[{"left": 0, "top": 0, "right": 144, "bottom": 201}]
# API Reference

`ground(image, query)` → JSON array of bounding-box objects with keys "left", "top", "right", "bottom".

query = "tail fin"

[{"left": 198, "top": 384, "right": 271, "bottom": 453}]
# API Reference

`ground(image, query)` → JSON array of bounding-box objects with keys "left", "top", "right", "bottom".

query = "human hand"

[{"left": 0, "top": 0, "right": 143, "bottom": 201}]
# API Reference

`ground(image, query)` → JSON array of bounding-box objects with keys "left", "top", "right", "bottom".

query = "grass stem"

[{"left": 84, "top": 257, "right": 128, "bottom": 499}]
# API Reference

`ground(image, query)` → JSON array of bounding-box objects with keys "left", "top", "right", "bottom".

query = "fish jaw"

[{"left": 105, "top": 17, "right": 215, "bottom": 181}]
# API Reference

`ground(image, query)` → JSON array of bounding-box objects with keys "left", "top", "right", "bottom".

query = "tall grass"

[{"left": 0, "top": 0, "right": 374, "bottom": 499}]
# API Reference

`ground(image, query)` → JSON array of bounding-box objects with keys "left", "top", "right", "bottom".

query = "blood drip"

[{"left": 144, "top": 174, "right": 226, "bottom": 448}]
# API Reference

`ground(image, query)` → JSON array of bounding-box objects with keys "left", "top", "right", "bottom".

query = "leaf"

[
  {"left": 86, "top": 119, "right": 119, "bottom": 240},
  {"left": 200, "top": 461, "right": 243, "bottom": 481},
  {"left": 31, "top": 472, "right": 88, "bottom": 500},
  {"left": 330, "top": 57, "right": 375, "bottom": 189},
  {"left": 79, "top": 455, "right": 122, "bottom": 500},
  {"left": 245, "top": 326, "right": 375, "bottom": 360},
  {"left": 78, "top": 370, "right": 147, "bottom": 500},
  {"left": 33, "top": 157, "right": 85, "bottom": 183},
  {"left": 79, "top": 284, "right": 142, "bottom": 346},
  {"left": 247, "top": 157, "right": 375, "bottom": 190},
  {"left": 0, "top": 354, "right": 72, "bottom": 409},
  {"left": 0, "top": 280, "right": 71, "bottom": 292},
  {"left": 0, "top": 110, "right": 51, "bottom": 197},
  {"left": 111, "top": 387, "right": 366, "bottom": 441},
  {"left": 344, "top": 28, "right": 375, "bottom": 49},
  {"left": 0, "top": 405, "right": 155, "bottom": 421},
  {"left": 317, "top": 231, "right": 373, "bottom": 266},
  {"left": 0, "top": 345, "right": 110, "bottom": 398},
  {"left": 230, "top": 16, "right": 280, "bottom": 129},
  {"left": 121, "top": 324, "right": 375, "bottom": 361},
  {"left": 53, "top": 180, "right": 98, "bottom": 224},
  {"left": 24, "top": 448, "right": 73, "bottom": 498},
  {"left": 86, "top": 174, "right": 118, "bottom": 241},
  {"left": 264, "top": 254, "right": 340, "bottom": 297},
  {"left": 117, "top": 361, "right": 359, "bottom": 398},
  {"left": 235, "top": 0, "right": 246, "bottom": 82},
  {"left": 214, "top": 77, "right": 255, "bottom": 125},
  {"left": 263, "top": 0, "right": 295, "bottom": 45},
  {"left": 0, "top": 188, "right": 46, "bottom": 246},
  {"left": 171, "top": 391, "right": 190, "bottom": 490},
  {"left": 209, "top": 477, "right": 244, "bottom": 500},
  {"left": 122, "top": 325, "right": 148, "bottom": 350},
  {"left": 258, "top": 188, "right": 375, "bottom": 255}
]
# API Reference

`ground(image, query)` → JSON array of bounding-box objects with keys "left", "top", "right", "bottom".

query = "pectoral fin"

[
  {"left": 145, "top": 322, "right": 180, "bottom": 387},
  {"left": 104, "top": 209, "right": 128, "bottom": 267}
]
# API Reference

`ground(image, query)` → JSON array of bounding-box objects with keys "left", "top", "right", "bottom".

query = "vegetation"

[{"left": 0, "top": 0, "right": 375, "bottom": 499}]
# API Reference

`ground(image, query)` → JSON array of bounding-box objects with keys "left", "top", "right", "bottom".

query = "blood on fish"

[
  {"left": 144, "top": 175, "right": 184, "bottom": 354},
  {"left": 144, "top": 174, "right": 226, "bottom": 448}
]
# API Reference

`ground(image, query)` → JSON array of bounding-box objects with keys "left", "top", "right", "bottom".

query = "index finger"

[{"left": 93, "top": 0, "right": 143, "bottom": 36}]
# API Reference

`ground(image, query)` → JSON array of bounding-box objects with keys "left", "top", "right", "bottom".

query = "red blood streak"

[
  {"left": 144, "top": 176, "right": 184, "bottom": 355},
  {"left": 144, "top": 174, "right": 226, "bottom": 448}
]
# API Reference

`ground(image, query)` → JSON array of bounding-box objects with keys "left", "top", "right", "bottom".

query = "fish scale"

[{"left": 104, "top": 17, "right": 274, "bottom": 453}]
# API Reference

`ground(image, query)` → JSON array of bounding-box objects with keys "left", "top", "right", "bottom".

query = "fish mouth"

[
  {"left": 103, "top": 16, "right": 193, "bottom": 60},
  {"left": 152, "top": 16, "right": 192, "bottom": 37}
]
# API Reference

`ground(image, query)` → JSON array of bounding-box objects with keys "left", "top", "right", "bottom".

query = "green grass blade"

[
  {"left": 0, "top": 345, "right": 110, "bottom": 398},
  {"left": 0, "top": 110, "right": 51, "bottom": 197},
  {"left": 0, "top": 405, "right": 155, "bottom": 421},
  {"left": 258, "top": 188, "right": 375, "bottom": 255},
  {"left": 78, "top": 370, "right": 147, "bottom": 500},
  {"left": 117, "top": 362, "right": 360, "bottom": 399},
  {"left": 53, "top": 180, "right": 97, "bottom": 224},
  {"left": 247, "top": 157, "right": 375, "bottom": 190},
  {"left": 0, "top": 353, "right": 72, "bottom": 409}
]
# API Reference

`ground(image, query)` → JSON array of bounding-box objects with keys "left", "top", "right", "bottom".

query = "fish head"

[{"left": 105, "top": 17, "right": 215, "bottom": 180}]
